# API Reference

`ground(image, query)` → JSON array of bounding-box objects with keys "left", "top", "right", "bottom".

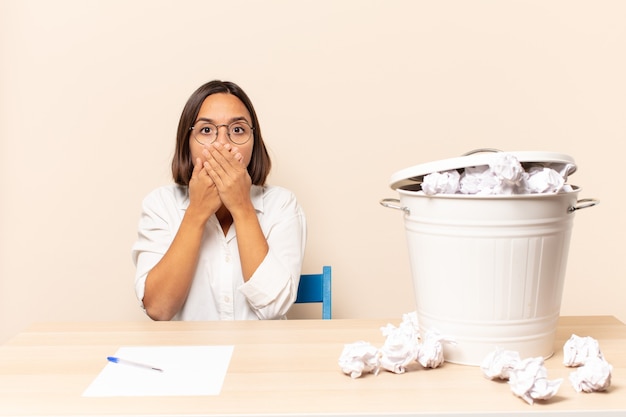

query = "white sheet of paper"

[{"left": 82, "top": 345, "right": 234, "bottom": 397}]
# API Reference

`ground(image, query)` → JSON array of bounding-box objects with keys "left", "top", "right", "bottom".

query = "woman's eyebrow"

[{"left": 195, "top": 116, "right": 249, "bottom": 124}]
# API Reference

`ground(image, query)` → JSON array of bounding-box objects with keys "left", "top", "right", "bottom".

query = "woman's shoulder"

[
  {"left": 256, "top": 184, "right": 297, "bottom": 200},
  {"left": 259, "top": 184, "right": 294, "bottom": 195},
  {"left": 142, "top": 184, "right": 188, "bottom": 209},
  {"left": 255, "top": 184, "right": 303, "bottom": 212}
]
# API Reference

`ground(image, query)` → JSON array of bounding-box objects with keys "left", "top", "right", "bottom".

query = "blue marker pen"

[{"left": 107, "top": 356, "right": 164, "bottom": 372}]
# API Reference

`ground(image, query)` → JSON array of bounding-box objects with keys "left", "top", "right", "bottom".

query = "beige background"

[{"left": 1, "top": 0, "right": 624, "bottom": 343}]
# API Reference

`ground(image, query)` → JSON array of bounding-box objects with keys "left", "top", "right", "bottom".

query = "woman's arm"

[
  {"left": 231, "top": 203, "right": 269, "bottom": 281},
  {"left": 238, "top": 193, "right": 307, "bottom": 319},
  {"left": 204, "top": 142, "right": 269, "bottom": 281},
  {"left": 142, "top": 159, "right": 221, "bottom": 321}
]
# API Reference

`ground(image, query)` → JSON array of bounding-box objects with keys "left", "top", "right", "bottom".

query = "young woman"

[{"left": 132, "top": 80, "right": 306, "bottom": 321}]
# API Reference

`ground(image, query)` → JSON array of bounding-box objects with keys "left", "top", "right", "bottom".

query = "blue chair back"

[{"left": 295, "top": 266, "right": 332, "bottom": 320}]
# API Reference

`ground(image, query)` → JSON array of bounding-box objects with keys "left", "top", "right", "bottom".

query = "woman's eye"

[{"left": 200, "top": 126, "right": 213, "bottom": 134}]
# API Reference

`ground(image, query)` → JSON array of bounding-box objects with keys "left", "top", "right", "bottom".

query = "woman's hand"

[
  {"left": 204, "top": 142, "right": 267, "bottom": 282},
  {"left": 203, "top": 142, "right": 252, "bottom": 215},
  {"left": 187, "top": 156, "right": 222, "bottom": 224}
]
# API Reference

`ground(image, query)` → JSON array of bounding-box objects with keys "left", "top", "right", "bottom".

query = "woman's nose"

[{"left": 215, "top": 126, "right": 230, "bottom": 144}]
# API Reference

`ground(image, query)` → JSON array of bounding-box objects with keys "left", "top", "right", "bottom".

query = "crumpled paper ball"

[
  {"left": 489, "top": 152, "right": 526, "bottom": 193},
  {"left": 416, "top": 330, "right": 447, "bottom": 369},
  {"left": 338, "top": 341, "right": 380, "bottom": 379},
  {"left": 379, "top": 323, "right": 419, "bottom": 374},
  {"left": 379, "top": 312, "right": 421, "bottom": 374},
  {"left": 569, "top": 356, "right": 613, "bottom": 393},
  {"left": 480, "top": 348, "right": 521, "bottom": 380},
  {"left": 563, "top": 334, "right": 603, "bottom": 367},
  {"left": 508, "top": 357, "right": 563, "bottom": 405},
  {"left": 525, "top": 166, "right": 565, "bottom": 193},
  {"left": 459, "top": 165, "right": 500, "bottom": 195},
  {"left": 422, "top": 170, "right": 460, "bottom": 195}
]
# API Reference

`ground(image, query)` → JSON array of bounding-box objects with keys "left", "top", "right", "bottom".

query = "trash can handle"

[
  {"left": 568, "top": 198, "right": 599, "bottom": 213},
  {"left": 379, "top": 198, "right": 410, "bottom": 214},
  {"left": 462, "top": 148, "right": 503, "bottom": 156}
]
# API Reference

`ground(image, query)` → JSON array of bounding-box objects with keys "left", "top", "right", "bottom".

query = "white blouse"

[{"left": 131, "top": 184, "right": 307, "bottom": 320}]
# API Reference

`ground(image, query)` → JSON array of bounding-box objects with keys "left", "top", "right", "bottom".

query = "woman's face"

[{"left": 189, "top": 93, "right": 254, "bottom": 167}]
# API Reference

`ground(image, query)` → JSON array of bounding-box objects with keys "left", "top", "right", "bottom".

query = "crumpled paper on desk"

[
  {"left": 563, "top": 334, "right": 612, "bottom": 392},
  {"left": 563, "top": 334, "right": 603, "bottom": 366},
  {"left": 422, "top": 152, "right": 573, "bottom": 196},
  {"left": 338, "top": 341, "right": 380, "bottom": 379},
  {"left": 416, "top": 330, "right": 448, "bottom": 369},
  {"left": 379, "top": 322, "right": 419, "bottom": 374},
  {"left": 569, "top": 356, "right": 613, "bottom": 393},
  {"left": 480, "top": 348, "right": 521, "bottom": 380},
  {"left": 508, "top": 357, "right": 563, "bottom": 405},
  {"left": 379, "top": 312, "right": 420, "bottom": 373}
]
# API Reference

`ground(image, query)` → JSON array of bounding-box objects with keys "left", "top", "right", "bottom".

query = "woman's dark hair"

[{"left": 172, "top": 80, "right": 271, "bottom": 186}]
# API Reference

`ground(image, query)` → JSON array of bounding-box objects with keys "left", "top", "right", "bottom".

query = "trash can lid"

[{"left": 389, "top": 150, "right": 577, "bottom": 190}]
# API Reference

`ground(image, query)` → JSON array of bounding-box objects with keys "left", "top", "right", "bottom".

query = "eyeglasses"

[{"left": 189, "top": 120, "right": 254, "bottom": 146}]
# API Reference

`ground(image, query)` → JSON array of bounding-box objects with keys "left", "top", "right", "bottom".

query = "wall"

[{"left": 1, "top": 0, "right": 625, "bottom": 343}]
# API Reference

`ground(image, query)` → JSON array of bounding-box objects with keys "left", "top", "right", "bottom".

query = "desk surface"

[{"left": 0, "top": 316, "right": 624, "bottom": 416}]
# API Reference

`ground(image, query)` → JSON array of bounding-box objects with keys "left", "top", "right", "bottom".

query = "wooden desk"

[{"left": 0, "top": 316, "right": 624, "bottom": 416}]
